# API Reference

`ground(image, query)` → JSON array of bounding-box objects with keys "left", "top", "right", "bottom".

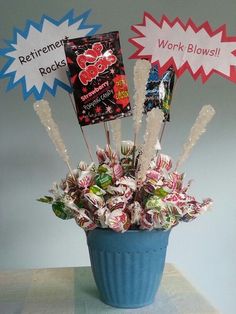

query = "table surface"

[{"left": 0, "top": 263, "right": 219, "bottom": 314}]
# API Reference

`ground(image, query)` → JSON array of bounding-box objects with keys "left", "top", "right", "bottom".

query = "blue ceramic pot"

[{"left": 86, "top": 228, "right": 171, "bottom": 308}]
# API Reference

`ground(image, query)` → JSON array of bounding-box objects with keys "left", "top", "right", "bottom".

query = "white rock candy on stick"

[
  {"left": 33, "top": 99, "right": 74, "bottom": 177},
  {"left": 110, "top": 118, "right": 121, "bottom": 155},
  {"left": 176, "top": 104, "right": 216, "bottom": 170},
  {"left": 133, "top": 59, "right": 151, "bottom": 142},
  {"left": 137, "top": 108, "right": 164, "bottom": 181}
]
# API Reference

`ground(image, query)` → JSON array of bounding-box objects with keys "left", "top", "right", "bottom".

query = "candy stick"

[
  {"left": 33, "top": 99, "right": 75, "bottom": 179},
  {"left": 136, "top": 108, "right": 164, "bottom": 181},
  {"left": 175, "top": 104, "right": 215, "bottom": 170},
  {"left": 110, "top": 118, "right": 122, "bottom": 156},
  {"left": 132, "top": 59, "right": 151, "bottom": 167}
]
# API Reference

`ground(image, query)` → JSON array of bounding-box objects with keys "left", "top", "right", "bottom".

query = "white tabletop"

[{"left": 0, "top": 263, "right": 219, "bottom": 314}]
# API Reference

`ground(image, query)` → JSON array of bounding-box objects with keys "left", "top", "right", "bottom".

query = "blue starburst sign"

[{"left": 0, "top": 9, "right": 101, "bottom": 100}]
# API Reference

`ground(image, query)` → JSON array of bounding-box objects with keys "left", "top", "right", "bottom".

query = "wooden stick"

[
  {"left": 132, "top": 132, "right": 137, "bottom": 169},
  {"left": 68, "top": 92, "right": 77, "bottom": 115},
  {"left": 157, "top": 75, "right": 180, "bottom": 147},
  {"left": 80, "top": 126, "right": 94, "bottom": 162},
  {"left": 66, "top": 160, "right": 76, "bottom": 180},
  {"left": 103, "top": 121, "right": 111, "bottom": 146},
  {"left": 67, "top": 93, "right": 94, "bottom": 162},
  {"left": 159, "top": 121, "right": 166, "bottom": 144}
]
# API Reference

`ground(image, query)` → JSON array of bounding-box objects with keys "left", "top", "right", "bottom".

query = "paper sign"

[
  {"left": 0, "top": 10, "right": 101, "bottom": 100},
  {"left": 129, "top": 13, "right": 236, "bottom": 83}
]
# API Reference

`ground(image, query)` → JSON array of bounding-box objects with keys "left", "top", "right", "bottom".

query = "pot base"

[{"left": 87, "top": 228, "right": 170, "bottom": 309}]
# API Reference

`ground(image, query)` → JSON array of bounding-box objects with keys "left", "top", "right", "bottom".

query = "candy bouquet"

[
  {"left": 36, "top": 31, "right": 215, "bottom": 234},
  {"left": 34, "top": 30, "right": 216, "bottom": 309},
  {"left": 35, "top": 101, "right": 215, "bottom": 309}
]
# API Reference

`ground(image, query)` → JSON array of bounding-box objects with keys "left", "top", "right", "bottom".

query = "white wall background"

[{"left": 0, "top": 1, "right": 236, "bottom": 313}]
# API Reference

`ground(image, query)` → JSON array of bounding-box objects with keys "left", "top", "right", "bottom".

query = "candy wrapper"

[
  {"left": 96, "top": 145, "right": 119, "bottom": 166},
  {"left": 78, "top": 171, "right": 94, "bottom": 189},
  {"left": 93, "top": 206, "right": 110, "bottom": 228},
  {"left": 85, "top": 192, "right": 105, "bottom": 209},
  {"left": 145, "top": 195, "right": 164, "bottom": 210},
  {"left": 89, "top": 185, "right": 106, "bottom": 197},
  {"left": 78, "top": 161, "right": 89, "bottom": 171},
  {"left": 96, "top": 172, "right": 113, "bottom": 189},
  {"left": 113, "top": 163, "right": 124, "bottom": 180},
  {"left": 74, "top": 209, "right": 97, "bottom": 231},
  {"left": 64, "top": 31, "right": 132, "bottom": 126},
  {"left": 116, "top": 176, "right": 136, "bottom": 191},
  {"left": 140, "top": 210, "right": 161, "bottom": 230},
  {"left": 180, "top": 198, "right": 213, "bottom": 222},
  {"left": 129, "top": 201, "right": 142, "bottom": 225},
  {"left": 121, "top": 140, "right": 134, "bottom": 157},
  {"left": 52, "top": 201, "right": 74, "bottom": 220},
  {"left": 155, "top": 154, "right": 172, "bottom": 172},
  {"left": 144, "top": 65, "right": 175, "bottom": 121},
  {"left": 107, "top": 209, "right": 130, "bottom": 232},
  {"left": 106, "top": 196, "right": 126, "bottom": 211},
  {"left": 40, "top": 145, "right": 213, "bottom": 232}
]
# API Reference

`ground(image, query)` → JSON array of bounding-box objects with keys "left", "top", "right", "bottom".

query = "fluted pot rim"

[{"left": 86, "top": 227, "right": 171, "bottom": 234}]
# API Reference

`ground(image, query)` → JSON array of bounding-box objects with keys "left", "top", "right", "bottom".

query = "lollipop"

[{"left": 107, "top": 209, "right": 130, "bottom": 232}]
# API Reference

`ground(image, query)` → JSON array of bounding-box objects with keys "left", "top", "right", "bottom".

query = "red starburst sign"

[{"left": 129, "top": 13, "right": 236, "bottom": 83}]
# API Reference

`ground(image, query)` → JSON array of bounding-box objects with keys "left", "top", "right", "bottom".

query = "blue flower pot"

[{"left": 86, "top": 228, "right": 171, "bottom": 308}]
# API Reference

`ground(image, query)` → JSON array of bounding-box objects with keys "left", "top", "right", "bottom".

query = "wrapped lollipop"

[
  {"left": 74, "top": 209, "right": 97, "bottom": 231},
  {"left": 93, "top": 206, "right": 110, "bottom": 228},
  {"left": 85, "top": 192, "right": 105, "bottom": 209},
  {"left": 140, "top": 210, "right": 161, "bottom": 230},
  {"left": 107, "top": 209, "right": 131, "bottom": 232},
  {"left": 155, "top": 154, "right": 172, "bottom": 172},
  {"left": 106, "top": 195, "right": 126, "bottom": 211},
  {"left": 128, "top": 201, "right": 143, "bottom": 225},
  {"left": 78, "top": 171, "right": 94, "bottom": 189}
]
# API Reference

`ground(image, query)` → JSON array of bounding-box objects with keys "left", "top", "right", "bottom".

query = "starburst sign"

[
  {"left": 0, "top": 10, "right": 101, "bottom": 100},
  {"left": 129, "top": 13, "right": 236, "bottom": 83}
]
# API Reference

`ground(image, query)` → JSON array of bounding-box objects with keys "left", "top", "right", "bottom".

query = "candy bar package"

[
  {"left": 144, "top": 65, "right": 175, "bottom": 122},
  {"left": 64, "top": 31, "right": 132, "bottom": 126}
]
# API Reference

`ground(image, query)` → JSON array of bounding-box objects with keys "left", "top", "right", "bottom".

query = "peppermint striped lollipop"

[
  {"left": 107, "top": 209, "right": 130, "bottom": 232},
  {"left": 156, "top": 154, "right": 172, "bottom": 171}
]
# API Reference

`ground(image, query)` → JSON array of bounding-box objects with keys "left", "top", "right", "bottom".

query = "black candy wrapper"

[
  {"left": 144, "top": 65, "right": 175, "bottom": 122},
  {"left": 64, "top": 31, "right": 132, "bottom": 126}
]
